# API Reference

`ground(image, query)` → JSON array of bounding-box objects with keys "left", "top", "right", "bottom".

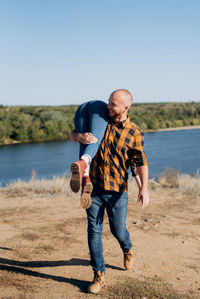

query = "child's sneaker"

[
  {"left": 70, "top": 159, "right": 87, "bottom": 193},
  {"left": 80, "top": 176, "right": 93, "bottom": 209}
]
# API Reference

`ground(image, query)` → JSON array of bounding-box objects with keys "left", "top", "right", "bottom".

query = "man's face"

[{"left": 107, "top": 94, "right": 126, "bottom": 120}]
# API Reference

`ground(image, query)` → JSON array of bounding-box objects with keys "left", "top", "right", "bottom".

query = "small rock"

[
  {"left": 144, "top": 218, "right": 148, "bottom": 222},
  {"left": 133, "top": 220, "right": 141, "bottom": 225},
  {"left": 143, "top": 226, "right": 149, "bottom": 230}
]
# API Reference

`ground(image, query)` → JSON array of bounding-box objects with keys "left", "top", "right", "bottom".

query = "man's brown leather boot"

[
  {"left": 88, "top": 271, "right": 105, "bottom": 294},
  {"left": 124, "top": 248, "right": 134, "bottom": 270}
]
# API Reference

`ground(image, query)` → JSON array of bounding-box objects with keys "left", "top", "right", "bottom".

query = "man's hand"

[
  {"left": 137, "top": 187, "right": 149, "bottom": 209},
  {"left": 79, "top": 133, "right": 98, "bottom": 144},
  {"left": 70, "top": 130, "right": 98, "bottom": 144}
]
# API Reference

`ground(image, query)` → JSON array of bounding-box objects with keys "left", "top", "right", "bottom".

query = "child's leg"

[
  {"left": 72, "top": 100, "right": 108, "bottom": 177},
  {"left": 80, "top": 101, "right": 108, "bottom": 208},
  {"left": 74, "top": 102, "right": 89, "bottom": 159},
  {"left": 71, "top": 100, "right": 108, "bottom": 209},
  {"left": 83, "top": 100, "right": 108, "bottom": 159}
]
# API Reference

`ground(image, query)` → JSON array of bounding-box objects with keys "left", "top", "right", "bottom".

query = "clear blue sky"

[{"left": 0, "top": 0, "right": 200, "bottom": 106}]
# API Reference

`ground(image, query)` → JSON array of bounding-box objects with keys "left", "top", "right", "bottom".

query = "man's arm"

[
  {"left": 130, "top": 162, "right": 141, "bottom": 190},
  {"left": 130, "top": 129, "right": 149, "bottom": 208},
  {"left": 70, "top": 130, "right": 98, "bottom": 144},
  {"left": 134, "top": 173, "right": 141, "bottom": 190},
  {"left": 137, "top": 165, "right": 149, "bottom": 209}
]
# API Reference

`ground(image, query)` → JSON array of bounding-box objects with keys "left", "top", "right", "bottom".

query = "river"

[{"left": 0, "top": 129, "right": 199, "bottom": 187}]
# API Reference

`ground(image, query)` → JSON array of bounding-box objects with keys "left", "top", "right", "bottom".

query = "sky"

[{"left": 0, "top": 0, "right": 200, "bottom": 106}]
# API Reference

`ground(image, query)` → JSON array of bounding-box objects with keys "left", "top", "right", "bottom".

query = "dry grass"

[
  {"left": 158, "top": 169, "right": 180, "bottom": 188},
  {"left": 0, "top": 207, "right": 36, "bottom": 217},
  {"left": 157, "top": 169, "right": 200, "bottom": 200},
  {"left": 0, "top": 169, "right": 200, "bottom": 200},
  {"left": 20, "top": 232, "right": 40, "bottom": 241},
  {"left": 0, "top": 271, "right": 36, "bottom": 298},
  {"left": 0, "top": 175, "right": 72, "bottom": 198},
  {"left": 101, "top": 276, "right": 198, "bottom": 299},
  {"left": 178, "top": 174, "right": 200, "bottom": 199},
  {"left": 33, "top": 243, "right": 55, "bottom": 254}
]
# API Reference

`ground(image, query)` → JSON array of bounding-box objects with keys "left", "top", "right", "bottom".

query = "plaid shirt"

[{"left": 90, "top": 116, "right": 147, "bottom": 192}]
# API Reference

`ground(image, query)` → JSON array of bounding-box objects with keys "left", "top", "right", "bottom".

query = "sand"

[{"left": 0, "top": 180, "right": 199, "bottom": 298}]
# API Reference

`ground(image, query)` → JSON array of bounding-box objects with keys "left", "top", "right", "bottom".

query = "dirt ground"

[{"left": 0, "top": 180, "right": 199, "bottom": 299}]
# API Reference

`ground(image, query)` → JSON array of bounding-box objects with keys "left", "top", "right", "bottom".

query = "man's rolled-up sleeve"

[{"left": 131, "top": 129, "right": 147, "bottom": 167}]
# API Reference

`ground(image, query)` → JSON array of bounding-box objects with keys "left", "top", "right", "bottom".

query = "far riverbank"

[
  {"left": 157, "top": 125, "right": 200, "bottom": 132},
  {"left": 1, "top": 125, "right": 200, "bottom": 146}
]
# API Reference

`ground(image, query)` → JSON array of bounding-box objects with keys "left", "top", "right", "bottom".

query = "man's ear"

[{"left": 125, "top": 105, "right": 129, "bottom": 112}]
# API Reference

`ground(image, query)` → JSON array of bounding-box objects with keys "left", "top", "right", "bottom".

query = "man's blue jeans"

[
  {"left": 86, "top": 186, "right": 132, "bottom": 272},
  {"left": 74, "top": 100, "right": 108, "bottom": 159}
]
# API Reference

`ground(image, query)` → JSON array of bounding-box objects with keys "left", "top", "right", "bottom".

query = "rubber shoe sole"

[
  {"left": 81, "top": 182, "right": 93, "bottom": 209},
  {"left": 70, "top": 162, "right": 81, "bottom": 193}
]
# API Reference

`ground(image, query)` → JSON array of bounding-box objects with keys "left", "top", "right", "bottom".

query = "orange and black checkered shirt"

[{"left": 90, "top": 117, "right": 147, "bottom": 192}]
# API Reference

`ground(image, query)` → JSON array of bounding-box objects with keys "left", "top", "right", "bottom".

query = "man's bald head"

[
  {"left": 108, "top": 89, "right": 133, "bottom": 122},
  {"left": 110, "top": 89, "right": 133, "bottom": 109}
]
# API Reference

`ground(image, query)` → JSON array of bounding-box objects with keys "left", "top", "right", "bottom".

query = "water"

[
  {"left": 0, "top": 129, "right": 199, "bottom": 186},
  {"left": 145, "top": 129, "right": 200, "bottom": 178}
]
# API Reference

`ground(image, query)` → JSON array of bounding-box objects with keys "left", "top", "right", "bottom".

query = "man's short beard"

[
  {"left": 109, "top": 113, "right": 119, "bottom": 122},
  {"left": 109, "top": 111, "right": 122, "bottom": 122}
]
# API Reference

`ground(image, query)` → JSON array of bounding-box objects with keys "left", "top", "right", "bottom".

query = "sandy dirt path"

[{"left": 0, "top": 182, "right": 199, "bottom": 298}]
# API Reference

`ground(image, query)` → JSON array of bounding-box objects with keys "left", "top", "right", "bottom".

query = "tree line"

[
  {"left": 129, "top": 102, "right": 200, "bottom": 130},
  {"left": 0, "top": 102, "right": 200, "bottom": 145}
]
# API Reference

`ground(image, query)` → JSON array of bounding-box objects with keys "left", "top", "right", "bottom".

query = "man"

[
  {"left": 70, "top": 99, "right": 141, "bottom": 209},
  {"left": 71, "top": 89, "right": 149, "bottom": 294}
]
